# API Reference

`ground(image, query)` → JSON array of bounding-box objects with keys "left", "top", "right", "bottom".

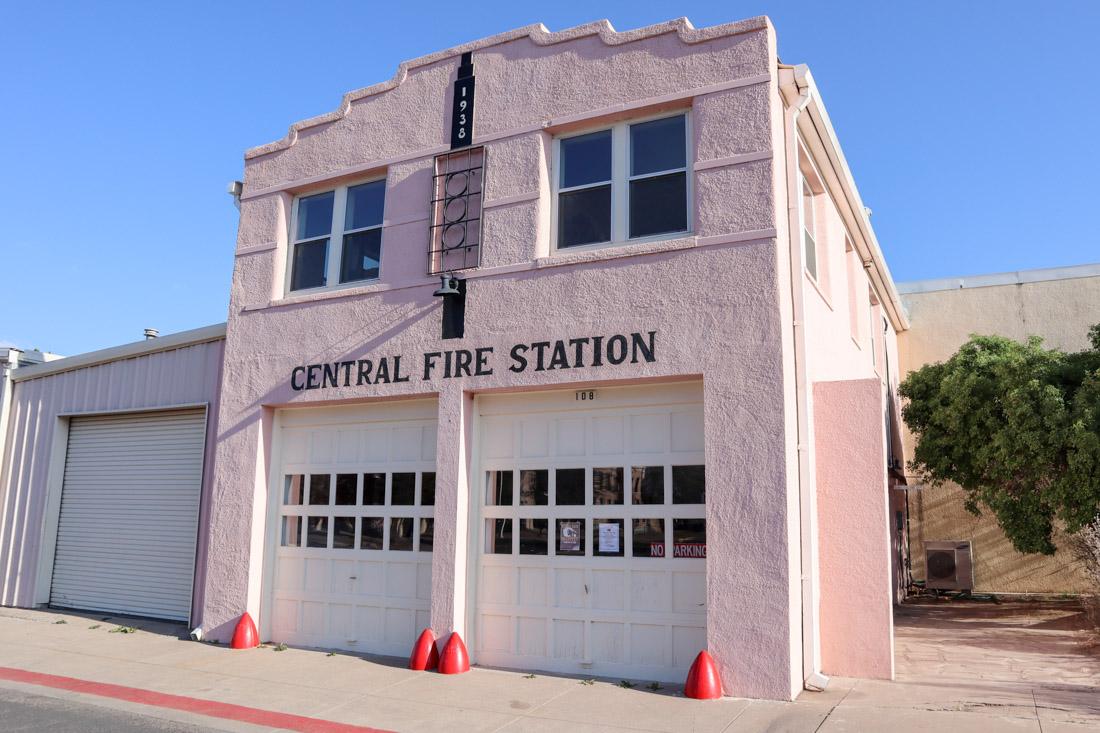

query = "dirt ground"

[{"left": 890, "top": 596, "right": 1100, "bottom": 724}]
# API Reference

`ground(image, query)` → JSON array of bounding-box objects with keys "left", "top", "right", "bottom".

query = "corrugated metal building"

[{"left": 0, "top": 325, "right": 225, "bottom": 625}]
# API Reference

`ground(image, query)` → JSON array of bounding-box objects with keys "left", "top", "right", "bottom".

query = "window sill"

[
  {"left": 540, "top": 233, "right": 696, "bottom": 268},
  {"left": 246, "top": 276, "right": 435, "bottom": 312},
  {"left": 804, "top": 269, "right": 833, "bottom": 311}
]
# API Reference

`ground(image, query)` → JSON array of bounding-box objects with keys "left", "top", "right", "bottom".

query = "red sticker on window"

[{"left": 673, "top": 543, "right": 706, "bottom": 558}]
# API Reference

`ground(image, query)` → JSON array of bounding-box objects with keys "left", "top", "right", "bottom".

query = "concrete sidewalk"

[{"left": 0, "top": 603, "right": 1096, "bottom": 732}]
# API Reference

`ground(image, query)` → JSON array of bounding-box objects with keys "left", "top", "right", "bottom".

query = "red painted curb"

[{"left": 0, "top": 666, "right": 395, "bottom": 733}]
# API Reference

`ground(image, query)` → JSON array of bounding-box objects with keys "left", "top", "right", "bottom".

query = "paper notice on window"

[
  {"left": 598, "top": 522, "right": 620, "bottom": 553},
  {"left": 560, "top": 521, "right": 581, "bottom": 552}
]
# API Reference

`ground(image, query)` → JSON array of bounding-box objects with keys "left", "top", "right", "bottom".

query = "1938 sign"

[{"left": 450, "top": 52, "right": 475, "bottom": 149}]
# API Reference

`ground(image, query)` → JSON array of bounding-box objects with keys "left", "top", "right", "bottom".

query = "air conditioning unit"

[{"left": 924, "top": 540, "right": 974, "bottom": 591}]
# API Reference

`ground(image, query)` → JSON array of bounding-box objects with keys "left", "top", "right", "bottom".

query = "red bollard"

[
  {"left": 409, "top": 629, "right": 439, "bottom": 670},
  {"left": 229, "top": 612, "right": 259, "bottom": 650},
  {"left": 684, "top": 650, "right": 722, "bottom": 699},
  {"left": 437, "top": 632, "right": 470, "bottom": 674}
]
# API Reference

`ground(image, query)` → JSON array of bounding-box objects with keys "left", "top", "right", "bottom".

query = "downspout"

[
  {"left": 779, "top": 64, "right": 829, "bottom": 692},
  {"left": 0, "top": 350, "right": 22, "bottom": 563}
]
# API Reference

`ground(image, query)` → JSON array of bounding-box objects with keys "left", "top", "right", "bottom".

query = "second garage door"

[{"left": 475, "top": 383, "right": 707, "bottom": 682}]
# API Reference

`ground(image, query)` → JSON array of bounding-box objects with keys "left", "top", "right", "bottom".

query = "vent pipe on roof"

[{"left": 144, "top": 328, "right": 159, "bottom": 340}]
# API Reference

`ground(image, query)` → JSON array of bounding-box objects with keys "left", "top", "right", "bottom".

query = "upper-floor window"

[
  {"left": 288, "top": 179, "right": 386, "bottom": 292},
  {"left": 800, "top": 174, "right": 818, "bottom": 281},
  {"left": 554, "top": 113, "right": 690, "bottom": 250}
]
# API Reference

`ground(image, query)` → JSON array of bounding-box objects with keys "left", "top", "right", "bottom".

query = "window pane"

[
  {"left": 519, "top": 519, "right": 548, "bottom": 555},
  {"left": 335, "top": 474, "right": 356, "bottom": 505},
  {"left": 333, "top": 517, "right": 355, "bottom": 548},
  {"left": 593, "top": 467, "right": 624, "bottom": 505},
  {"left": 556, "top": 519, "right": 585, "bottom": 556},
  {"left": 804, "top": 230, "right": 817, "bottom": 280},
  {"left": 363, "top": 473, "right": 385, "bottom": 505},
  {"left": 421, "top": 472, "right": 436, "bottom": 506},
  {"left": 486, "top": 518, "right": 512, "bottom": 554},
  {"left": 487, "top": 471, "right": 512, "bottom": 505},
  {"left": 520, "top": 470, "right": 548, "bottom": 505},
  {"left": 672, "top": 465, "right": 705, "bottom": 504},
  {"left": 632, "top": 518, "right": 665, "bottom": 557},
  {"left": 284, "top": 475, "right": 304, "bottom": 505},
  {"left": 558, "top": 186, "right": 611, "bottom": 248},
  {"left": 419, "top": 518, "right": 434, "bottom": 552},
  {"left": 560, "top": 130, "right": 611, "bottom": 188},
  {"left": 309, "top": 474, "right": 330, "bottom": 505},
  {"left": 360, "top": 517, "right": 384, "bottom": 550},
  {"left": 555, "top": 468, "right": 585, "bottom": 505},
  {"left": 297, "top": 191, "right": 334, "bottom": 240},
  {"left": 339, "top": 229, "right": 381, "bottom": 284},
  {"left": 291, "top": 239, "right": 328, "bottom": 291},
  {"left": 281, "top": 516, "right": 301, "bottom": 547},
  {"left": 345, "top": 180, "right": 385, "bottom": 231},
  {"left": 390, "top": 518, "right": 414, "bottom": 551},
  {"left": 673, "top": 518, "right": 707, "bottom": 558},
  {"left": 306, "top": 516, "right": 328, "bottom": 548},
  {"left": 593, "top": 519, "right": 624, "bottom": 557},
  {"left": 631, "top": 466, "right": 664, "bottom": 504},
  {"left": 629, "top": 173, "right": 687, "bottom": 238},
  {"left": 631, "top": 116, "right": 686, "bottom": 176},
  {"left": 392, "top": 473, "right": 415, "bottom": 505}
]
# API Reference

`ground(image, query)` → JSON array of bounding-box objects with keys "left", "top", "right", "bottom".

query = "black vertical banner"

[{"left": 450, "top": 52, "right": 475, "bottom": 149}]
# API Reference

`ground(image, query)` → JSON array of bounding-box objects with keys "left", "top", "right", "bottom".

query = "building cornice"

[{"left": 245, "top": 16, "right": 770, "bottom": 160}]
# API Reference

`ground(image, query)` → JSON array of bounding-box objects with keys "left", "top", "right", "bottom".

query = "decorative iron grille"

[{"left": 428, "top": 146, "right": 484, "bottom": 275}]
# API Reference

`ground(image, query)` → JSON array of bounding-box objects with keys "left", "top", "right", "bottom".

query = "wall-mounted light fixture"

[
  {"left": 433, "top": 272, "right": 466, "bottom": 340},
  {"left": 433, "top": 272, "right": 461, "bottom": 297}
]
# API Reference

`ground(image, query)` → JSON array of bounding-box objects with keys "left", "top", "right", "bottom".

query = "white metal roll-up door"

[{"left": 49, "top": 408, "right": 206, "bottom": 622}]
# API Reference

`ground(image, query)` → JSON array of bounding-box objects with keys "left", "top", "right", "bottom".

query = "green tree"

[{"left": 899, "top": 325, "right": 1100, "bottom": 555}]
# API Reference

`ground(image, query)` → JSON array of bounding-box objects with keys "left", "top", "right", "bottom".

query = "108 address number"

[{"left": 575, "top": 391, "right": 596, "bottom": 401}]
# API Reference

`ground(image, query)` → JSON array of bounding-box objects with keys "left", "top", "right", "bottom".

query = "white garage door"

[
  {"left": 475, "top": 383, "right": 707, "bottom": 682},
  {"left": 50, "top": 408, "right": 207, "bottom": 622},
  {"left": 269, "top": 401, "right": 436, "bottom": 656}
]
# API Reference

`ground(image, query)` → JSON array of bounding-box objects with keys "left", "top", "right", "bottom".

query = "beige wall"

[{"left": 898, "top": 268, "right": 1099, "bottom": 594}]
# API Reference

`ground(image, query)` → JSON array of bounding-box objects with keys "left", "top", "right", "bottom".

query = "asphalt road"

[{"left": 0, "top": 686, "right": 227, "bottom": 732}]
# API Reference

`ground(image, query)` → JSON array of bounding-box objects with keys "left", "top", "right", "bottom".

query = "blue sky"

[{"left": 2, "top": 1, "right": 1097, "bottom": 356}]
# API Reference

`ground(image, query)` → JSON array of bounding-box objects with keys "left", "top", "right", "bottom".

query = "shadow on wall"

[{"left": 910, "top": 484, "right": 1089, "bottom": 594}]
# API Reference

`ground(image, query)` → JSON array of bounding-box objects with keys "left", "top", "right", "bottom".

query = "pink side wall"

[{"left": 813, "top": 378, "right": 894, "bottom": 680}]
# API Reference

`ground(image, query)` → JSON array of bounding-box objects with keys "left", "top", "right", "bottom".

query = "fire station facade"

[{"left": 1, "top": 17, "right": 905, "bottom": 701}]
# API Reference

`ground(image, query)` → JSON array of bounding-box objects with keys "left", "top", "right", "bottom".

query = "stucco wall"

[
  {"left": 898, "top": 272, "right": 1098, "bottom": 593},
  {"left": 0, "top": 336, "right": 226, "bottom": 623}
]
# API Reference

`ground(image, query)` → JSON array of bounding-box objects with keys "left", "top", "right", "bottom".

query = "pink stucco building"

[{"left": 0, "top": 17, "right": 907, "bottom": 701}]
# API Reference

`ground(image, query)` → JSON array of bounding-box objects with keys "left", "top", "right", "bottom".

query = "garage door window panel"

[
  {"left": 632, "top": 518, "right": 664, "bottom": 558},
  {"left": 361, "top": 517, "right": 384, "bottom": 550},
  {"left": 307, "top": 517, "right": 328, "bottom": 548},
  {"left": 333, "top": 517, "right": 356, "bottom": 549},
  {"left": 389, "top": 518, "right": 414, "bottom": 551},
  {"left": 391, "top": 473, "right": 415, "bottom": 505},
  {"left": 631, "top": 466, "right": 664, "bottom": 504},
  {"left": 309, "top": 474, "right": 331, "bottom": 505},
  {"left": 671, "top": 465, "right": 705, "bottom": 504},
  {"left": 363, "top": 473, "right": 385, "bottom": 505},
  {"left": 520, "top": 469, "right": 548, "bottom": 505},
  {"left": 555, "top": 468, "right": 585, "bottom": 506}
]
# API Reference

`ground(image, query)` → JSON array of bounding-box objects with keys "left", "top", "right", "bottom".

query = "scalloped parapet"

[{"left": 244, "top": 16, "right": 770, "bottom": 160}]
